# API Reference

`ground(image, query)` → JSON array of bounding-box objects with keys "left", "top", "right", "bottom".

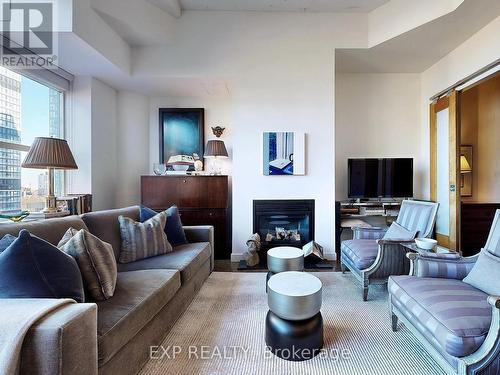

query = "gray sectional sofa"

[{"left": 0, "top": 206, "right": 214, "bottom": 375}]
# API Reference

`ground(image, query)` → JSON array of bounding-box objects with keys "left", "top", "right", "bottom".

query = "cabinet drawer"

[{"left": 141, "top": 176, "right": 228, "bottom": 209}]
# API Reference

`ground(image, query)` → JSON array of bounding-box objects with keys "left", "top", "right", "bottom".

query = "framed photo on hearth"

[{"left": 159, "top": 108, "right": 204, "bottom": 169}]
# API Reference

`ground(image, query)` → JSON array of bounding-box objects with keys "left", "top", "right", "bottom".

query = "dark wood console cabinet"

[
  {"left": 461, "top": 202, "right": 500, "bottom": 256},
  {"left": 141, "top": 175, "right": 231, "bottom": 259}
]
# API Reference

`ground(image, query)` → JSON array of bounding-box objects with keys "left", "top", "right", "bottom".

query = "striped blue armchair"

[
  {"left": 341, "top": 200, "right": 439, "bottom": 301},
  {"left": 388, "top": 210, "right": 500, "bottom": 375}
]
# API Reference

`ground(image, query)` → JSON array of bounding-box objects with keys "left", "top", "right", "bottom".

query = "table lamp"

[
  {"left": 460, "top": 155, "right": 472, "bottom": 189},
  {"left": 204, "top": 140, "right": 228, "bottom": 175},
  {"left": 22, "top": 137, "right": 78, "bottom": 213}
]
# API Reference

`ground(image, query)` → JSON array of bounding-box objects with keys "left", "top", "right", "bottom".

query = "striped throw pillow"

[
  {"left": 118, "top": 212, "right": 172, "bottom": 263},
  {"left": 58, "top": 228, "right": 117, "bottom": 301}
]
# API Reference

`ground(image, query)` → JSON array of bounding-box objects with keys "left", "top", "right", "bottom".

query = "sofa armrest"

[
  {"left": 352, "top": 227, "right": 387, "bottom": 240},
  {"left": 407, "top": 252, "right": 477, "bottom": 279},
  {"left": 184, "top": 225, "right": 215, "bottom": 271},
  {"left": 20, "top": 303, "right": 97, "bottom": 375}
]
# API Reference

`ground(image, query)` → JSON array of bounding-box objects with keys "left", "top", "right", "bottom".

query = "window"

[{"left": 0, "top": 66, "right": 64, "bottom": 213}]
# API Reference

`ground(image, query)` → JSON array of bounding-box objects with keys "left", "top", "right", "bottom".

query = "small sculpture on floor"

[{"left": 245, "top": 233, "right": 261, "bottom": 267}]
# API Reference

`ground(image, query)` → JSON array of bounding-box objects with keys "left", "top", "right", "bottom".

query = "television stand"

[{"left": 335, "top": 199, "right": 403, "bottom": 260}]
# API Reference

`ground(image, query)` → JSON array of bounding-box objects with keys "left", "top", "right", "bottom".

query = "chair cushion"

[
  {"left": 117, "top": 242, "right": 211, "bottom": 284},
  {"left": 463, "top": 249, "right": 500, "bottom": 296},
  {"left": 96, "top": 269, "right": 181, "bottom": 365},
  {"left": 389, "top": 275, "right": 491, "bottom": 357},
  {"left": 0, "top": 230, "right": 84, "bottom": 302},
  {"left": 383, "top": 222, "right": 417, "bottom": 241},
  {"left": 341, "top": 239, "right": 379, "bottom": 270},
  {"left": 118, "top": 212, "right": 173, "bottom": 263},
  {"left": 140, "top": 205, "right": 188, "bottom": 247},
  {"left": 58, "top": 228, "right": 117, "bottom": 301}
]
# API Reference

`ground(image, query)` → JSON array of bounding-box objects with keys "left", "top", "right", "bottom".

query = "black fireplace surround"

[{"left": 253, "top": 199, "right": 315, "bottom": 252}]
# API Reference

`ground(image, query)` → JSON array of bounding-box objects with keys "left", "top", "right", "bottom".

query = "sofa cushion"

[
  {"left": 81, "top": 206, "right": 140, "bottom": 260},
  {"left": 463, "top": 249, "right": 500, "bottom": 296},
  {"left": 118, "top": 212, "right": 173, "bottom": 263},
  {"left": 389, "top": 275, "right": 491, "bottom": 357},
  {"left": 0, "top": 230, "right": 84, "bottom": 302},
  {"left": 0, "top": 234, "right": 16, "bottom": 253},
  {"left": 341, "top": 239, "right": 379, "bottom": 270},
  {"left": 58, "top": 228, "right": 117, "bottom": 301},
  {"left": 0, "top": 216, "right": 88, "bottom": 246},
  {"left": 117, "top": 242, "right": 211, "bottom": 283},
  {"left": 96, "top": 269, "right": 181, "bottom": 365},
  {"left": 140, "top": 205, "right": 188, "bottom": 247}
]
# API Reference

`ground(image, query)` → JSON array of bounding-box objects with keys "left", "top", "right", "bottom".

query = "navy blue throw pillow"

[
  {"left": 0, "top": 229, "right": 84, "bottom": 302},
  {"left": 140, "top": 205, "right": 187, "bottom": 247},
  {"left": 0, "top": 234, "right": 16, "bottom": 253}
]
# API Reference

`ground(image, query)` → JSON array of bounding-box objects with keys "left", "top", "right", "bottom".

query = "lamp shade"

[
  {"left": 22, "top": 137, "right": 78, "bottom": 170},
  {"left": 204, "top": 140, "right": 228, "bottom": 158},
  {"left": 460, "top": 155, "right": 472, "bottom": 174}
]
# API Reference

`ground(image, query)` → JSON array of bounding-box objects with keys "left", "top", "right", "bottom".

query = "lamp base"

[{"left": 43, "top": 195, "right": 58, "bottom": 213}]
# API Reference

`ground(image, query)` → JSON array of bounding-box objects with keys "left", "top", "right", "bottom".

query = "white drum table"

[{"left": 265, "top": 271, "right": 323, "bottom": 361}]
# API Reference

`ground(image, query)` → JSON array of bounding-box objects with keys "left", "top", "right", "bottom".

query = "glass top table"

[{"left": 400, "top": 242, "right": 454, "bottom": 255}]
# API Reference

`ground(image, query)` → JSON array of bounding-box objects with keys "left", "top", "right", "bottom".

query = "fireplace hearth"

[{"left": 253, "top": 199, "right": 315, "bottom": 252}]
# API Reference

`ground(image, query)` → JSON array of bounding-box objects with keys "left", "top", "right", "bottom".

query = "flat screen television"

[{"left": 348, "top": 158, "right": 413, "bottom": 198}]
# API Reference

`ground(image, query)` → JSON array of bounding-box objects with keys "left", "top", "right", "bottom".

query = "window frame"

[{"left": 0, "top": 68, "right": 68, "bottom": 210}]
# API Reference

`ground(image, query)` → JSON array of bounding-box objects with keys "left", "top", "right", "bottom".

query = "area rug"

[{"left": 139, "top": 272, "right": 445, "bottom": 375}]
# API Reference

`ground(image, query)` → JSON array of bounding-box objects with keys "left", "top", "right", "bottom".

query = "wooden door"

[{"left": 430, "top": 91, "right": 460, "bottom": 250}]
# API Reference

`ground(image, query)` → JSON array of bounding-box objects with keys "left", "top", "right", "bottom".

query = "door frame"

[{"left": 429, "top": 91, "right": 460, "bottom": 250}]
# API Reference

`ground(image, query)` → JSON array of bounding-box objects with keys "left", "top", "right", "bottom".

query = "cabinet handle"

[{"left": 183, "top": 179, "right": 187, "bottom": 183}]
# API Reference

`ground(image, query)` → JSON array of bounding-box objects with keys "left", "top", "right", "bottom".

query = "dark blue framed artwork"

[{"left": 159, "top": 108, "right": 204, "bottom": 169}]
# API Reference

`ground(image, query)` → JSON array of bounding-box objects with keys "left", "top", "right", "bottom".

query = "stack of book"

[{"left": 57, "top": 194, "right": 92, "bottom": 215}]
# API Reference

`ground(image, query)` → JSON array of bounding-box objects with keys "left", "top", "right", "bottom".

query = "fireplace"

[{"left": 253, "top": 199, "right": 315, "bottom": 252}]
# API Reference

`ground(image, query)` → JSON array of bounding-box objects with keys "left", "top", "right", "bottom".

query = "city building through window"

[{"left": 0, "top": 67, "right": 64, "bottom": 213}]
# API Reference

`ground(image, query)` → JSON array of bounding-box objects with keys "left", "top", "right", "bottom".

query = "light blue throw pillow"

[
  {"left": 383, "top": 222, "right": 417, "bottom": 241},
  {"left": 463, "top": 250, "right": 500, "bottom": 295}
]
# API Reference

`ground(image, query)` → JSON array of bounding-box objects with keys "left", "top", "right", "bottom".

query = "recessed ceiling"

[
  {"left": 336, "top": 0, "right": 500, "bottom": 73},
  {"left": 179, "top": 0, "right": 389, "bottom": 13}
]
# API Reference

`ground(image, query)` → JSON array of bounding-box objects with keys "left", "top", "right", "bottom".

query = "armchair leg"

[
  {"left": 363, "top": 286, "right": 369, "bottom": 301},
  {"left": 391, "top": 313, "right": 398, "bottom": 332}
]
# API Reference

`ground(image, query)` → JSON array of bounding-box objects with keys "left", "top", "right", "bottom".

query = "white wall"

[
  {"left": 419, "top": 15, "right": 500, "bottom": 198},
  {"left": 68, "top": 77, "right": 120, "bottom": 210},
  {"left": 91, "top": 78, "right": 118, "bottom": 210},
  {"left": 116, "top": 91, "right": 150, "bottom": 207},
  {"left": 67, "top": 76, "right": 92, "bottom": 195},
  {"left": 133, "top": 12, "right": 369, "bottom": 260},
  {"left": 335, "top": 73, "right": 422, "bottom": 200}
]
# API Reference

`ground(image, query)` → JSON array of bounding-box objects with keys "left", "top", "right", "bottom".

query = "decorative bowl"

[
  {"left": 172, "top": 164, "right": 190, "bottom": 171},
  {"left": 153, "top": 163, "right": 167, "bottom": 175},
  {"left": 415, "top": 238, "right": 437, "bottom": 251}
]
